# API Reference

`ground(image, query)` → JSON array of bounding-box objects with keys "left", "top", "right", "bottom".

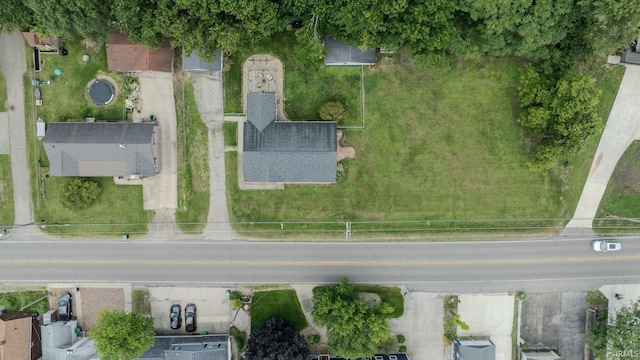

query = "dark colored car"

[
  {"left": 59, "top": 292, "right": 72, "bottom": 321},
  {"left": 170, "top": 304, "right": 181, "bottom": 329},
  {"left": 185, "top": 303, "right": 196, "bottom": 332}
]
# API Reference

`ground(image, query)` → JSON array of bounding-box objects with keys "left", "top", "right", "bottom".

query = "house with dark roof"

[
  {"left": 183, "top": 50, "right": 223, "bottom": 72},
  {"left": 44, "top": 122, "right": 157, "bottom": 177},
  {"left": 324, "top": 36, "right": 376, "bottom": 66},
  {"left": 308, "top": 354, "right": 409, "bottom": 360},
  {"left": 243, "top": 92, "right": 337, "bottom": 183},
  {"left": 139, "top": 334, "right": 230, "bottom": 360},
  {"left": 41, "top": 320, "right": 98, "bottom": 360},
  {"left": 106, "top": 33, "right": 174, "bottom": 72},
  {"left": 0, "top": 312, "right": 42, "bottom": 360},
  {"left": 454, "top": 339, "right": 496, "bottom": 360}
]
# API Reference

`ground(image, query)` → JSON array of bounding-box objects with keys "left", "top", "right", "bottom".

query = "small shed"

[
  {"left": 324, "top": 36, "right": 376, "bottom": 66},
  {"left": 182, "top": 50, "right": 223, "bottom": 72},
  {"left": 37, "top": 118, "right": 45, "bottom": 140}
]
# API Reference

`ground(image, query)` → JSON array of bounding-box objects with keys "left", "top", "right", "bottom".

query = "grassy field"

[
  {"left": 0, "top": 155, "right": 14, "bottom": 225},
  {"left": 175, "top": 81, "right": 210, "bottom": 233},
  {"left": 594, "top": 141, "right": 640, "bottom": 232},
  {"left": 36, "top": 176, "right": 153, "bottom": 236},
  {"left": 0, "top": 289, "right": 49, "bottom": 314},
  {"left": 0, "top": 71, "right": 6, "bottom": 112},
  {"left": 21, "top": 39, "right": 153, "bottom": 236},
  {"left": 223, "top": 33, "right": 362, "bottom": 126},
  {"left": 250, "top": 290, "right": 308, "bottom": 331}
]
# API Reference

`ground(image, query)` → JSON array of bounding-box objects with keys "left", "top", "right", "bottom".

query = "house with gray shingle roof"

[
  {"left": 140, "top": 334, "right": 229, "bottom": 360},
  {"left": 454, "top": 339, "right": 496, "bottom": 360},
  {"left": 44, "top": 122, "right": 157, "bottom": 177},
  {"left": 243, "top": 92, "right": 337, "bottom": 183},
  {"left": 324, "top": 36, "right": 376, "bottom": 66},
  {"left": 182, "top": 50, "right": 223, "bottom": 72}
]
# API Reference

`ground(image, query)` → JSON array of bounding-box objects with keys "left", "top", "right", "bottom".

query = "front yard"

[
  {"left": 23, "top": 39, "right": 153, "bottom": 235},
  {"left": 0, "top": 155, "right": 14, "bottom": 225}
]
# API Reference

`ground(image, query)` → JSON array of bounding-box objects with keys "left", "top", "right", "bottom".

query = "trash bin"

[{"left": 150, "top": 115, "right": 157, "bottom": 122}]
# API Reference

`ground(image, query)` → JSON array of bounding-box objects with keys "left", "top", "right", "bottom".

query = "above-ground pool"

[{"left": 88, "top": 79, "right": 114, "bottom": 105}]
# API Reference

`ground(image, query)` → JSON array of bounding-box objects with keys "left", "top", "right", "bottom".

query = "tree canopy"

[
  {"left": 245, "top": 317, "right": 309, "bottom": 360},
  {"left": 90, "top": 310, "right": 155, "bottom": 360},
  {"left": 518, "top": 67, "right": 602, "bottom": 171},
  {"left": 312, "top": 278, "right": 394, "bottom": 360},
  {"left": 589, "top": 299, "right": 640, "bottom": 359}
]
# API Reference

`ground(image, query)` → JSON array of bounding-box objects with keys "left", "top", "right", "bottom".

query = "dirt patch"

[
  {"left": 0, "top": 180, "right": 5, "bottom": 202},
  {"left": 82, "top": 40, "right": 101, "bottom": 52},
  {"left": 377, "top": 57, "right": 394, "bottom": 72},
  {"left": 358, "top": 292, "right": 382, "bottom": 307},
  {"left": 337, "top": 130, "right": 355, "bottom": 162},
  {"left": 80, "top": 288, "right": 125, "bottom": 330}
]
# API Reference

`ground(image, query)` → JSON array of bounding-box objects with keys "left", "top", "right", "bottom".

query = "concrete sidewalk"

[
  {"left": 0, "top": 29, "right": 32, "bottom": 225},
  {"left": 567, "top": 65, "right": 640, "bottom": 229}
]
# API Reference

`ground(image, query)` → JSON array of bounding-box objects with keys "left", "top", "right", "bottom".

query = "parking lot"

[{"left": 149, "top": 287, "right": 230, "bottom": 334}]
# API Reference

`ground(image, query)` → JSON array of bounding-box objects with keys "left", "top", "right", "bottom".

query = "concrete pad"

[
  {"left": 559, "top": 292, "right": 586, "bottom": 360},
  {"left": 388, "top": 292, "right": 444, "bottom": 360},
  {"left": 0, "top": 113, "right": 9, "bottom": 154},
  {"left": 457, "top": 294, "right": 514, "bottom": 360},
  {"left": 520, "top": 293, "right": 561, "bottom": 349},
  {"left": 149, "top": 286, "right": 230, "bottom": 334},
  {"left": 601, "top": 284, "right": 640, "bottom": 320}
]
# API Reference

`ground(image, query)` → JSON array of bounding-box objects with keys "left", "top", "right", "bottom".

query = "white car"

[{"left": 592, "top": 239, "right": 621, "bottom": 252}]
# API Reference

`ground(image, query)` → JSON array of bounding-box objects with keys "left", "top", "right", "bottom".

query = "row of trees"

[{"left": 2, "top": 0, "right": 639, "bottom": 64}]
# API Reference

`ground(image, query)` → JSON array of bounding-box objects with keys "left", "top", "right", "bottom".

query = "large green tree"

[
  {"left": 312, "top": 278, "right": 394, "bottom": 360},
  {"left": 518, "top": 67, "right": 602, "bottom": 171},
  {"left": 0, "top": 0, "right": 34, "bottom": 33},
  {"left": 459, "top": 0, "right": 573, "bottom": 60},
  {"left": 90, "top": 310, "right": 155, "bottom": 360},
  {"left": 111, "top": 0, "right": 167, "bottom": 48},
  {"left": 24, "top": 0, "right": 113, "bottom": 42},
  {"left": 590, "top": 299, "right": 640, "bottom": 360}
]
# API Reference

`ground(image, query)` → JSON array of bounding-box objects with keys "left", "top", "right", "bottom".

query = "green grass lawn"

[
  {"left": 250, "top": 290, "right": 308, "bottom": 331},
  {"left": 175, "top": 81, "right": 210, "bottom": 233},
  {"left": 594, "top": 141, "right": 640, "bottom": 232},
  {"left": 224, "top": 32, "right": 362, "bottom": 126},
  {"left": 0, "top": 289, "right": 49, "bottom": 314},
  {"left": 0, "top": 155, "right": 14, "bottom": 225},
  {"left": 37, "top": 176, "right": 153, "bottom": 236},
  {"left": 223, "top": 122, "right": 237, "bottom": 147},
  {"left": 0, "top": 71, "right": 7, "bottom": 111}
]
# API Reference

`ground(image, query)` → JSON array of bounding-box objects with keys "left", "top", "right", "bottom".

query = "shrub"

[
  {"left": 319, "top": 101, "right": 348, "bottom": 121},
  {"left": 60, "top": 178, "right": 101, "bottom": 210},
  {"left": 307, "top": 334, "right": 321, "bottom": 344},
  {"left": 233, "top": 299, "right": 243, "bottom": 310},
  {"left": 396, "top": 334, "right": 405, "bottom": 344},
  {"left": 518, "top": 292, "right": 527, "bottom": 301},
  {"left": 399, "top": 345, "right": 407, "bottom": 353},
  {"left": 229, "top": 291, "right": 242, "bottom": 300}
]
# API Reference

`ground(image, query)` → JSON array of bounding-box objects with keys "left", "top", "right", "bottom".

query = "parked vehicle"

[
  {"left": 170, "top": 304, "right": 181, "bottom": 329},
  {"left": 592, "top": 239, "right": 621, "bottom": 252},
  {"left": 59, "top": 292, "right": 72, "bottom": 321},
  {"left": 185, "top": 303, "right": 196, "bottom": 332}
]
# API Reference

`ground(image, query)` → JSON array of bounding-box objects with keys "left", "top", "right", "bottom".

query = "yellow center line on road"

[{"left": 0, "top": 255, "right": 637, "bottom": 266}]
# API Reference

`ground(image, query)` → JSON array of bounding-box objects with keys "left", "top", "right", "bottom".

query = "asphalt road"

[{"left": 1, "top": 236, "right": 638, "bottom": 293}]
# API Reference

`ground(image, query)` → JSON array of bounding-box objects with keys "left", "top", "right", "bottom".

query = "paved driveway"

[
  {"left": 0, "top": 29, "right": 31, "bottom": 225},
  {"left": 149, "top": 286, "right": 230, "bottom": 334},
  {"left": 567, "top": 65, "right": 640, "bottom": 229},
  {"left": 457, "top": 294, "right": 514, "bottom": 360},
  {"left": 137, "top": 72, "right": 177, "bottom": 211}
]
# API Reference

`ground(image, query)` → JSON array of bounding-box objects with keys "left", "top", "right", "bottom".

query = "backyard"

[
  {"left": 23, "top": 38, "right": 153, "bottom": 236},
  {"left": 225, "top": 41, "right": 624, "bottom": 237},
  {"left": 224, "top": 33, "right": 362, "bottom": 126}
]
